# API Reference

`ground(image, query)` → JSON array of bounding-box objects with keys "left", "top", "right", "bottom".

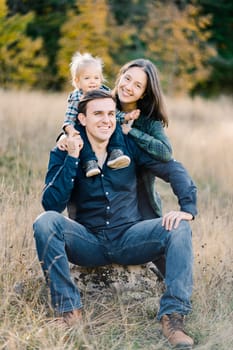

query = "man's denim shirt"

[{"left": 42, "top": 135, "right": 197, "bottom": 240}]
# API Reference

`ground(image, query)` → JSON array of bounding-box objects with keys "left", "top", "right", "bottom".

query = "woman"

[
  {"left": 112, "top": 59, "right": 172, "bottom": 219},
  {"left": 112, "top": 59, "right": 172, "bottom": 278}
]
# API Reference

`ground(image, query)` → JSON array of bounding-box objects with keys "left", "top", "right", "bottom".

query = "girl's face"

[
  {"left": 75, "top": 64, "right": 102, "bottom": 93},
  {"left": 117, "top": 66, "right": 147, "bottom": 111}
]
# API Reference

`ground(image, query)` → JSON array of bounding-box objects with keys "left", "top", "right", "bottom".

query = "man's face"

[{"left": 78, "top": 98, "right": 116, "bottom": 143}]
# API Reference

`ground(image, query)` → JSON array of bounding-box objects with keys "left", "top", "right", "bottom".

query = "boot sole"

[
  {"left": 86, "top": 169, "right": 101, "bottom": 177},
  {"left": 107, "top": 156, "right": 131, "bottom": 169}
]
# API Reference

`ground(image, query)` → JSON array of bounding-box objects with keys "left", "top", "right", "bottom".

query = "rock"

[{"left": 70, "top": 262, "right": 163, "bottom": 295}]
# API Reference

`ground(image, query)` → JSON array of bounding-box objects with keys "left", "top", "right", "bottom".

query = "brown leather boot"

[
  {"left": 48, "top": 309, "right": 83, "bottom": 328},
  {"left": 161, "top": 313, "right": 194, "bottom": 349},
  {"left": 63, "top": 309, "right": 83, "bottom": 327}
]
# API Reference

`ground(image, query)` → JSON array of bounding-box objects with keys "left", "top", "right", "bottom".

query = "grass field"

[{"left": 0, "top": 90, "right": 232, "bottom": 349}]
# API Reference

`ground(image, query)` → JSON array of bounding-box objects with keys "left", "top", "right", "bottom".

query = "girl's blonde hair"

[{"left": 70, "top": 52, "right": 104, "bottom": 88}]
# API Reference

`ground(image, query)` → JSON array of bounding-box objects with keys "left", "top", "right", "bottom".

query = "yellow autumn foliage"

[
  {"left": 0, "top": 0, "right": 47, "bottom": 89},
  {"left": 140, "top": 2, "right": 216, "bottom": 95},
  {"left": 57, "top": 0, "right": 114, "bottom": 88}
]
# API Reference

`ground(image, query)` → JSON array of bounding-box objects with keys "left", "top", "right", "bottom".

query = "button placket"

[{"left": 101, "top": 173, "right": 111, "bottom": 227}]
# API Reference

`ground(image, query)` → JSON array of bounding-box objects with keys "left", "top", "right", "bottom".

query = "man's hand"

[
  {"left": 162, "top": 211, "right": 193, "bottom": 231},
  {"left": 57, "top": 130, "right": 80, "bottom": 151},
  {"left": 67, "top": 134, "right": 83, "bottom": 158}
]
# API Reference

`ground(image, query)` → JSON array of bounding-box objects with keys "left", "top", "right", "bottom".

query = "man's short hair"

[{"left": 78, "top": 89, "right": 116, "bottom": 115}]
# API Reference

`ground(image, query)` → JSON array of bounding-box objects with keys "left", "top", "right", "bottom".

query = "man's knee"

[
  {"left": 178, "top": 220, "right": 191, "bottom": 233},
  {"left": 33, "top": 210, "right": 61, "bottom": 240},
  {"left": 171, "top": 220, "right": 192, "bottom": 245}
]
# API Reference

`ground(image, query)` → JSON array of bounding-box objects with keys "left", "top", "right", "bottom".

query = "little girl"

[{"left": 59, "top": 51, "right": 132, "bottom": 177}]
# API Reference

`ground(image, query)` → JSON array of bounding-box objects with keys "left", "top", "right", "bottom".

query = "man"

[{"left": 33, "top": 90, "right": 197, "bottom": 348}]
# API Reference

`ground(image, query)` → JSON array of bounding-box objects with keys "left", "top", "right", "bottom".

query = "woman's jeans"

[{"left": 33, "top": 211, "right": 193, "bottom": 319}]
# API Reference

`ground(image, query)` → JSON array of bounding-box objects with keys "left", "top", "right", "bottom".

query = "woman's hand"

[
  {"left": 124, "top": 109, "right": 140, "bottom": 123},
  {"left": 121, "top": 109, "right": 140, "bottom": 134},
  {"left": 121, "top": 122, "right": 132, "bottom": 134},
  {"left": 162, "top": 211, "right": 193, "bottom": 231}
]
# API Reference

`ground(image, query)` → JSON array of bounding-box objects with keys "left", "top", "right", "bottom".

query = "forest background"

[{"left": 0, "top": 0, "right": 232, "bottom": 97}]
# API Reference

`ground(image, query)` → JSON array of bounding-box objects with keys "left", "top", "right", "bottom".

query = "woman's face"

[{"left": 117, "top": 66, "right": 147, "bottom": 110}]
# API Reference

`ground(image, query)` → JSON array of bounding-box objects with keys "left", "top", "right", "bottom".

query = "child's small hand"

[
  {"left": 57, "top": 134, "right": 68, "bottom": 151},
  {"left": 121, "top": 123, "right": 132, "bottom": 135},
  {"left": 121, "top": 109, "right": 140, "bottom": 134},
  {"left": 64, "top": 125, "right": 80, "bottom": 138},
  {"left": 69, "top": 130, "right": 80, "bottom": 138},
  {"left": 124, "top": 109, "right": 140, "bottom": 123}
]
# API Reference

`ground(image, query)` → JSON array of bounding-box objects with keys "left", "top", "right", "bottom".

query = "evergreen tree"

[
  {"left": 0, "top": 0, "right": 47, "bottom": 89},
  {"left": 195, "top": 0, "right": 233, "bottom": 95},
  {"left": 108, "top": 0, "right": 148, "bottom": 65},
  {"left": 6, "top": 0, "right": 75, "bottom": 89}
]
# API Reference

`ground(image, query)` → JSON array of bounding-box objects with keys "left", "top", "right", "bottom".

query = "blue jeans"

[{"left": 33, "top": 211, "right": 193, "bottom": 319}]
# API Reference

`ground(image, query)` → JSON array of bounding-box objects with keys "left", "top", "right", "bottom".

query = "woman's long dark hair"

[{"left": 113, "top": 59, "right": 168, "bottom": 126}]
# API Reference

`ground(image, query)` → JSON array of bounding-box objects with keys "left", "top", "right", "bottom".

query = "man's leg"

[
  {"left": 110, "top": 218, "right": 194, "bottom": 348},
  {"left": 110, "top": 218, "right": 193, "bottom": 316},
  {"left": 33, "top": 210, "right": 109, "bottom": 315}
]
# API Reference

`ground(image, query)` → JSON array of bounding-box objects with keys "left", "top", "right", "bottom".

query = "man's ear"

[{"left": 78, "top": 113, "right": 86, "bottom": 126}]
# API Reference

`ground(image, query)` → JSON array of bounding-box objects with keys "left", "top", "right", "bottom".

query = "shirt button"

[
  {"left": 106, "top": 206, "right": 110, "bottom": 210},
  {"left": 101, "top": 174, "right": 104, "bottom": 177},
  {"left": 71, "top": 179, "right": 74, "bottom": 182},
  {"left": 75, "top": 161, "right": 78, "bottom": 166},
  {"left": 105, "top": 191, "right": 109, "bottom": 195},
  {"left": 106, "top": 221, "right": 109, "bottom": 225}
]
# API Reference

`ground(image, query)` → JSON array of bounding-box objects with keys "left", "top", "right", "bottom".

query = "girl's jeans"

[{"left": 33, "top": 210, "right": 193, "bottom": 319}]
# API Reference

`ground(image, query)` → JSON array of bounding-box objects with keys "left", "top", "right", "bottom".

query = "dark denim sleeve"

[
  {"left": 42, "top": 148, "right": 79, "bottom": 212},
  {"left": 148, "top": 159, "right": 197, "bottom": 217},
  {"left": 129, "top": 139, "right": 197, "bottom": 217},
  {"left": 162, "top": 159, "right": 197, "bottom": 217}
]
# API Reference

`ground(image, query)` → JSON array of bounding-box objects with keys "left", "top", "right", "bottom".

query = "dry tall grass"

[{"left": 0, "top": 90, "right": 232, "bottom": 349}]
